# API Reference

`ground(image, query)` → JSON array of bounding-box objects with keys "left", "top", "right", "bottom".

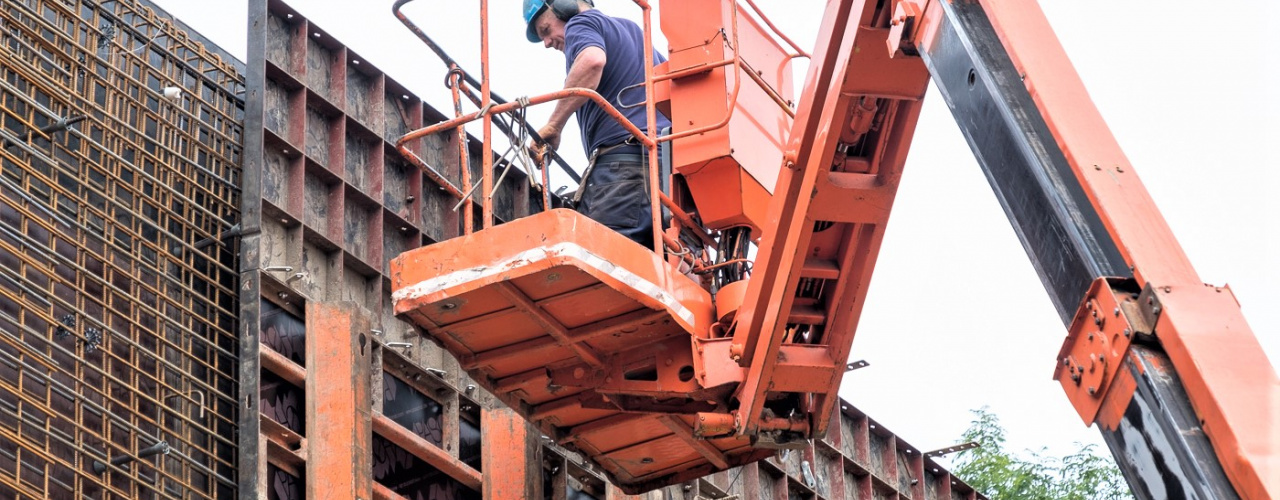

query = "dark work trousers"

[{"left": 575, "top": 153, "right": 654, "bottom": 250}]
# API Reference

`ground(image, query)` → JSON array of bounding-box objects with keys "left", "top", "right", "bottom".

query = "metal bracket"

[
  {"left": 887, "top": 1, "right": 924, "bottom": 57},
  {"left": 1053, "top": 277, "right": 1139, "bottom": 425},
  {"left": 924, "top": 441, "right": 979, "bottom": 458}
]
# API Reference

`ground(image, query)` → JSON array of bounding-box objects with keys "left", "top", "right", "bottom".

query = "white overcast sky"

[{"left": 151, "top": 0, "right": 1279, "bottom": 467}]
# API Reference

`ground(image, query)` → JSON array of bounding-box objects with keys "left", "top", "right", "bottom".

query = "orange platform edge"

[{"left": 389, "top": 209, "right": 770, "bottom": 492}]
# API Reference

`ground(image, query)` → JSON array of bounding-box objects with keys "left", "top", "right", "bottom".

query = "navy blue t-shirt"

[{"left": 564, "top": 10, "right": 671, "bottom": 154}]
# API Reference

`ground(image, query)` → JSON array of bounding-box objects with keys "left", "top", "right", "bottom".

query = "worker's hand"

[{"left": 528, "top": 124, "right": 562, "bottom": 167}]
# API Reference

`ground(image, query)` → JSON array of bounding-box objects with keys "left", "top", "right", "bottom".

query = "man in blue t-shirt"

[{"left": 523, "top": 0, "right": 671, "bottom": 250}]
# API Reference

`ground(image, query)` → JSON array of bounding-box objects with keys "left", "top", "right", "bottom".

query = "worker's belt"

[
  {"left": 574, "top": 140, "right": 647, "bottom": 205},
  {"left": 595, "top": 144, "right": 643, "bottom": 160}
]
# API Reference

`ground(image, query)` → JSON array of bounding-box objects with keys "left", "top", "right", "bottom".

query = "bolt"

[
  {"left": 1113, "top": 307, "right": 1120, "bottom": 317},
  {"left": 1123, "top": 329, "right": 1131, "bottom": 338},
  {"left": 1087, "top": 386, "right": 1097, "bottom": 396},
  {"left": 277, "top": 292, "right": 289, "bottom": 301},
  {"left": 406, "top": 195, "right": 415, "bottom": 203}
]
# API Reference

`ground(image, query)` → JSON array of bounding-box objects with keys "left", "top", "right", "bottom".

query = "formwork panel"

[
  {"left": 0, "top": 0, "right": 243, "bottom": 498},
  {"left": 242, "top": 1, "right": 556, "bottom": 498}
]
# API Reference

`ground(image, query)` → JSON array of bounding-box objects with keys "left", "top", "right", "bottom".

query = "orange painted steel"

[
  {"left": 877, "top": 0, "right": 1279, "bottom": 496},
  {"left": 1052, "top": 278, "right": 1138, "bottom": 426},
  {"left": 261, "top": 307, "right": 492, "bottom": 495},
  {"left": 260, "top": 346, "right": 307, "bottom": 387},
  {"left": 658, "top": 192, "right": 717, "bottom": 249},
  {"left": 914, "top": 1, "right": 1279, "bottom": 496},
  {"left": 728, "top": 0, "right": 928, "bottom": 441},
  {"left": 480, "top": 0, "right": 495, "bottom": 229},
  {"left": 450, "top": 67, "right": 475, "bottom": 234},
  {"left": 391, "top": 209, "right": 783, "bottom": 491},
  {"left": 371, "top": 414, "right": 484, "bottom": 491},
  {"left": 390, "top": 0, "right": 1272, "bottom": 496},
  {"left": 658, "top": 0, "right": 797, "bottom": 235},
  {"left": 743, "top": 0, "right": 811, "bottom": 59},
  {"left": 373, "top": 483, "right": 410, "bottom": 500},
  {"left": 305, "top": 302, "right": 373, "bottom": 500},
  {"left": 480, "top": 408, "right": 534, "bottom": 499},
  {"left": 397, "top": 89, "right": 656, "bottom": 151}
]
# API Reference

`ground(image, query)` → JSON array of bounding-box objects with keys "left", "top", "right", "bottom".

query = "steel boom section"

[{"left": 901, "top": 0, "right": 1278, "bottom": 497}]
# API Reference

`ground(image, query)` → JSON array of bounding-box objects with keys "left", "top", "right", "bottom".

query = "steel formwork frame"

[
  {"left": 0, "top": 0, "right": 986, "bottom": 498},
  {"left": 0, "top": 0, "right": 243, "bottom": 498},
  {"left": 240, "top": 0, "right": 545, "bottom": 497}
]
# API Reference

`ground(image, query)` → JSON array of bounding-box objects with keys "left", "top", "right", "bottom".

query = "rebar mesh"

[{"left": 0, "top": 0, "right": 242, "bottom": 498}]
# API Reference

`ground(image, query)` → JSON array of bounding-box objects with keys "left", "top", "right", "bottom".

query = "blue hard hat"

[{"left": 523, "top": 0, "right": 547, "bottom": 43}]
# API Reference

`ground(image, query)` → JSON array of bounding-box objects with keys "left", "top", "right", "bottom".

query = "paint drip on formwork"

[{"left": 0, "top": 0, "right": 243, "bottom": 498}]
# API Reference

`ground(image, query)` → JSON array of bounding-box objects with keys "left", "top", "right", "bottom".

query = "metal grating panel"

[{"left": 0, "top": 0, "right": 243, "bottom": 498}]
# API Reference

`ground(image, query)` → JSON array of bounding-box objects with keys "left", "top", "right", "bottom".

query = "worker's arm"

[{"left": 534, "top": 46, "right": 606, "bottom": 153}]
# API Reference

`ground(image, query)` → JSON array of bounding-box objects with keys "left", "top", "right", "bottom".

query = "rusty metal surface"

[
  {"left": 0, "top": 0, "right": 243, "bottom": 497},
  {"left": 0, "top": 1, "right": 989, "bottom": 498},
  {"left": 542, "top": 403, "right": 987, "bottom": 500},
  {"left": 241, "top": 0, "right": 546, "bottom": 498}
]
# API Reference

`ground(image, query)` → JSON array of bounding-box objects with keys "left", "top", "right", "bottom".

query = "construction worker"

[{"left": 523, "top": 0, "right": 670, "bottom": 250}]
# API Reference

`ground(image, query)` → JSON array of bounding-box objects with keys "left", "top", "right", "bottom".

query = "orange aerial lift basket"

[{"left": 389, "top": 0, "right": 801, "bottom": 491}]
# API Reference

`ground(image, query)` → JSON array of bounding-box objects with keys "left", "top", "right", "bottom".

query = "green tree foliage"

[{"left": 951, "top": 408, "right": 1133, "bottom": 500}]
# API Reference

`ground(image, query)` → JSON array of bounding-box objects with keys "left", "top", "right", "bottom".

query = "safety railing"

[{"left": 391, "top": 0, "right": 808, "bottom": 258}]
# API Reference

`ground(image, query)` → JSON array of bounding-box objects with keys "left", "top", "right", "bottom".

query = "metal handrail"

[{"left": 392, "top": 0, "right": 582, "bottom": 185}]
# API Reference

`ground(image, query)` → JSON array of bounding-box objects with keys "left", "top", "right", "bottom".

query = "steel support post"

[
  {"left": 481, "top": 407, "right": 538, "bottom": 499},
  {"left": 306, "top": 302, "right": 373, "bottom": 500}
]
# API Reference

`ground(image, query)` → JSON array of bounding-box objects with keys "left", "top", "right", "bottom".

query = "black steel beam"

[{"left": 918, "top": 1, "right": 1238, "bottom": 498}]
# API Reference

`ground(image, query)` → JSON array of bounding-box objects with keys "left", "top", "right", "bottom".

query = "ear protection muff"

[{"left": 546, "top": 0, "right": 593, "bottom": 22}]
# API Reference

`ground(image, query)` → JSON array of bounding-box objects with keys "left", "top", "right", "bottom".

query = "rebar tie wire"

[{"left": 451, "top": 96, "right": 551, "bottom": 212}]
